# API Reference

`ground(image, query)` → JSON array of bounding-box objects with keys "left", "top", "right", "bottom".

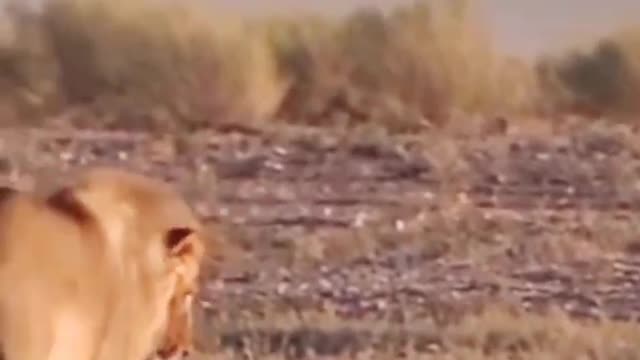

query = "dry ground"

[{"left": 3, "top": 122, "right": 640, "bottom": 359}]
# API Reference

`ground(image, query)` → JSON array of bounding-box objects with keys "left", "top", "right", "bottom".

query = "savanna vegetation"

[{"left": 0, "top": 0, "right": 637, "bottom": 132}]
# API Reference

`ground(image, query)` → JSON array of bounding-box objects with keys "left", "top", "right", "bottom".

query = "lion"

[{"left": 0, "top": 167, "right": 206, "bottom": 360}]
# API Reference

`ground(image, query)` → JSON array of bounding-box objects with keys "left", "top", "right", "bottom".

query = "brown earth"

[{"left": 3, "top": 124, "right": 640, "bottom": 358}]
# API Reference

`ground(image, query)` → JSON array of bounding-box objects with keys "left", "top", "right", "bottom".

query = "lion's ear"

[{"left": 165, "top": 227, "right": 194, "bottom": 257}]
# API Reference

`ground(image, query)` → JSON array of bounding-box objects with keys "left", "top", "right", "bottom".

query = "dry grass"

[
  {"left": 0, "top": 0, "right": 542, "bottom": 130},
  {"left": 442, "top": 306, "right": 640, "bottom": 360},
  {"left": 0, "top": 0, "right": 288, "bottom": 128},
  {"left": 40, "top": 0, "right": 288, "bottom": 128},
  {"left": 192, "top": 305, "right": 640, "bottom": 359},
  {"left": 2, "top": 0, "right": 640, "bottom": 130}
]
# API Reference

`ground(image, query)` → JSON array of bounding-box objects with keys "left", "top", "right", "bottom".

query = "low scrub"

[
  {"left": 538, "top": 27, "right": 640, "bottom": 119},
  {"left": 1, "top": 0, "right": 639, "bottom": 130}
]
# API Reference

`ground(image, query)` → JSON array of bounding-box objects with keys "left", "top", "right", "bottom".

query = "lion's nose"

[
  {"left": 156, "top": 346, "right": 192, "bottom": 359},
  {"left": 156, "top": 345, "right": 178, "bottom": 358}
]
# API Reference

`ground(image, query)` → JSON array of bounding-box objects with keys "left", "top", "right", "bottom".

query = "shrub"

[
  {"left": 539, "top": 27, "right": 640, "bottom": 118},
  {"left": 0, "top": 0, "right": 543, "bottom": 130}
]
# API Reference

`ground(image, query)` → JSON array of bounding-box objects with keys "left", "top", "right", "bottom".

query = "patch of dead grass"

[{"left": 194, "top": 305, "right": 640, "bottom": 359}]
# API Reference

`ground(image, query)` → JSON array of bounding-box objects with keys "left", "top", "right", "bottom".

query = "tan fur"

[{"left": 0, "top": 167, "right": 205, "bottom": 360}]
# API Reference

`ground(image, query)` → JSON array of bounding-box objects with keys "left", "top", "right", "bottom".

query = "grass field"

[{"left": 1, "top": 0, "right": 640, "bottom": 359}]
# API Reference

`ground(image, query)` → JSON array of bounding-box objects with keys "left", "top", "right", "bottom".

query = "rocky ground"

[{"left": 4, "top": 124, "right": 640, "bottom": 358}]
